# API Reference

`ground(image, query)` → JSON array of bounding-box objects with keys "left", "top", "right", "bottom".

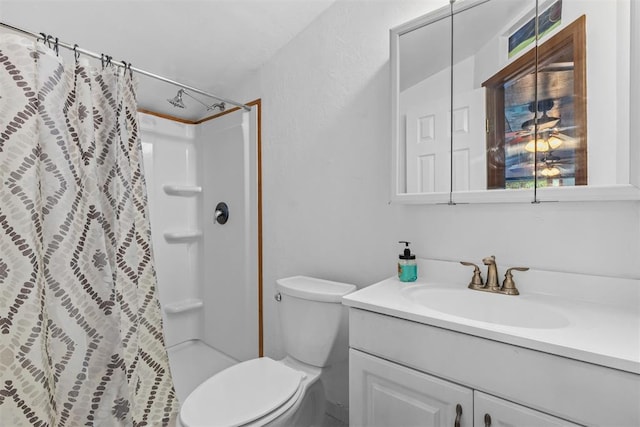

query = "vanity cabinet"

[
  {"left": 350, "top": 349, "right": 578, "bottom": 427},
  {"left": 347, "top": 307, "right": 639, "bottom": 426}
]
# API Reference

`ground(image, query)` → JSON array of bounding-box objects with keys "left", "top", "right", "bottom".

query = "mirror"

[
  {"left": 398, "top": 8, "right": 452, "bottom": 202},
  {"left": 392, "top": 0, "right": 640, "bottom": 203}
]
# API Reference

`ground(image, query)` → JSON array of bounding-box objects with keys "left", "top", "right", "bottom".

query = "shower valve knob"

[{"left": 214, "top": 202, "right": 229, "bottom": 224}]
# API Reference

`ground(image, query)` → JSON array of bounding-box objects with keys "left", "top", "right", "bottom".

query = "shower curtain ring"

[
  {"left": 73, "top": 44, "right": 80, "bottom": 64},
  {"left": 101, "top": 53, "right": 105, "bottom": 69},
  {"left": 121, "top": 60, "right": 133, "bottom": 78},
  {"left": 54, "top": 37, "right": 59, "bottom": 56}
]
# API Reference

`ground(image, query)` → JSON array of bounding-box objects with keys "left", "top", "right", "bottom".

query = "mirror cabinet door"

[
  {"left": 398, "top": 10, "right": 452, "bottom": 198},
  {"left": 479, "top": 1, "right": 595, "bottom": 198},
  {"left": 533, "top": 0, "right": 631, "bottom": 200},
  {"left": 451, "top": 0, "right": 538, "bottom": 202}
]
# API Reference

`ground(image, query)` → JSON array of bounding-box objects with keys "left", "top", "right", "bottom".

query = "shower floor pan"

[{"left": 167, "top": 339, "right": 238, "bottom": 402}]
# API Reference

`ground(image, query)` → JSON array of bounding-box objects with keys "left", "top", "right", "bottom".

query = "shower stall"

[
  {"left": 0, "top": 19, "right": 260, "bottom": 424},
  {"left": 139, "top": 105, "right": 261, "bottom": 402}
]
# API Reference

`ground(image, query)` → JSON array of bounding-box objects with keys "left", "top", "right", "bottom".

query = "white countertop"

[{"left": 342, "top": 260, "right": 640, "bottom": 375}]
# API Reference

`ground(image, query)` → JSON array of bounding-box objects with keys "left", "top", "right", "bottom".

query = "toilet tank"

[{"left": 276, "top": 276, "right": 356, "bottom": 368}]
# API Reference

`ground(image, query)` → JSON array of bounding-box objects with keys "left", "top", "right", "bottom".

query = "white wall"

[
  {"left": 230, "top": 0, "right": 446, "bottom": 355},
  {"left": 228, "top": 0, "right": 640, "bottom": 415}
]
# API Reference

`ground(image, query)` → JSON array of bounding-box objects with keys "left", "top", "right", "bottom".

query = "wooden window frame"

[{"left": 483, "top": 15, "right": 587, "bottom": 189}]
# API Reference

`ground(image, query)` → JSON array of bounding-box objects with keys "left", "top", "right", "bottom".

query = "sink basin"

[{"left": 402, "top": 286, "right": 570, "bottom": 329}]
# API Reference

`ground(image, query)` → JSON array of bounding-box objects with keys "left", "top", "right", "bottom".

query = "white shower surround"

[{"left": 139, "top": 109, "right": 259, "bottom": 400}]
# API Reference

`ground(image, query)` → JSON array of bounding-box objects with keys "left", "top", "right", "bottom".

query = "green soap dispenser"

[{"left": 398, "top": 241, "right": 417, "bottom": 282}]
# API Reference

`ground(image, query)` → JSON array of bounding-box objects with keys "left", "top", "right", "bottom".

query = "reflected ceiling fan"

[
  {"left": 507, "top": 152, "right": 574, "bottom": 178},
  {"left": 506, "top": 98, "right": 578, "bottom": 178},
  {"left": 536, "top": 152, "right": 572, "bottom": 177},
  {"left": 521, "top": 98, "right": 560, "bottom": 131},
  {"left": 520, "top": 98, "right": 577, "bottom": 153}
]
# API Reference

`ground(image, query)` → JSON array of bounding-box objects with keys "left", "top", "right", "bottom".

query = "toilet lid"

[{"left": 180, "top": 357, "right": 304, "bottom": 427}]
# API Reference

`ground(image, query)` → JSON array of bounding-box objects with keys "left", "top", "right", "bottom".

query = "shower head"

[
  {"left": 167, "top": 89, "right": 185, "bottom": 108},
  {"left": 167, "top": 88, "right": 226, "bottom": 113}
]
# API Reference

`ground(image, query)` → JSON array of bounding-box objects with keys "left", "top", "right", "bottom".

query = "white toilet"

[{"left": 179, "top": 276, "right": 356, "bottom": 427}]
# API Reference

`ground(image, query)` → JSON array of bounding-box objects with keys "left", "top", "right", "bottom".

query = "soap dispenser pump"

[{"left": 398, "top": 241, "right": 417, "bottom": 282}]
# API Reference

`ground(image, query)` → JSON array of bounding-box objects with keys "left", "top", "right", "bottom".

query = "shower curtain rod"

[{"left": 0, "top": 20, "right": 251, "bottom": 111}]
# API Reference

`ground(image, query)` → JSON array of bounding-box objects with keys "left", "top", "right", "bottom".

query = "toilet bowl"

[
  {"left": 179, "top": 276, "right": 355, "bottom": 427},
  {"left": 179, "top": 356, "right": 322, "bottom": 427}
]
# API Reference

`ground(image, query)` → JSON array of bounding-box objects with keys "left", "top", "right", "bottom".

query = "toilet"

[{"left": 179, "top": 276, "right": 356, "bottom": 427}]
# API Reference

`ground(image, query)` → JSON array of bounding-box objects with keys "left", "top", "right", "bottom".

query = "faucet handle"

[
  {"left": 501, "top": 267, "right": 529, "bottom": 295},
  {"left": 460, "top": 261, "right": 485, "bottom": 290}
]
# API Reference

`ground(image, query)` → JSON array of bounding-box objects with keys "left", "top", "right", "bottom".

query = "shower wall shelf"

[
  {"left": 162, "top": 184, "right": 202, "bottom": 197},
  {"left": 163, "top": 299, "right": 204, "bottom": 314},
  {"left": 163, "top": 230, "right": 203, "bottom": 243}
]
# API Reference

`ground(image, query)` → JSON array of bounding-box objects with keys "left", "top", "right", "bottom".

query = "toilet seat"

[{"left": 180, "top": 357, "right": 306, "bottom": 427}]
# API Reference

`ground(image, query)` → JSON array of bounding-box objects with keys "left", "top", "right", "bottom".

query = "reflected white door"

[
  {"left": 406, "top": 88, "right": 486, "bottom": 193},
  {"left": 405, "top": 94, "right": 451, "bottom": 194},
  {"left": 452, "top": 88, "right": 486, "bottom": 192}
]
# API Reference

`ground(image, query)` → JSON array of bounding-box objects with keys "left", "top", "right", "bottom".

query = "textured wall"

[{"left": 235, "top": 0, "right": 450, "bottom": 355}]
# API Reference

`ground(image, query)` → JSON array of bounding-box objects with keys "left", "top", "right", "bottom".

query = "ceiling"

[{"left": 0, "top": 0, "right": 337, "bottom": 120}]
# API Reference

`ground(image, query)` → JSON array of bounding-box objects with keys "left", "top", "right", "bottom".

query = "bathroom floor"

[
  {"left": 167, "top": 339, "right": 238, "bottom": 402},
  {"left": 324, "top": 413, "right": 348, "bottom": 427}
]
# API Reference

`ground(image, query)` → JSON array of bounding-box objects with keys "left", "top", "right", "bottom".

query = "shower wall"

[
  {"left": 140, "top": 114, "right": 201, "bottom": 347},
  {"left": 139, "top": 109, "right": 259, "bottom": 361},
  {"left": 198, "top": 110, "right": 259, "bottom": 362}
]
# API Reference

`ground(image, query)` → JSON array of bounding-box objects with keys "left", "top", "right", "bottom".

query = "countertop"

[{"left": 342, "top": 260, "right": 640, "bottom": 375}]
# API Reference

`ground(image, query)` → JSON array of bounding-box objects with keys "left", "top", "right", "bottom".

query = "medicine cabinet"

[{"left": 391, "top": 0, "right": 640, "bottom": 204}]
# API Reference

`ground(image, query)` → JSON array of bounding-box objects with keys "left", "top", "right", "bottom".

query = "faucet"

[
  {"left": 483, "top": 255, "right": 501, "bottom": 292},
  {"left": 460, "top": 256, "right": 529, "bottom": 295}
]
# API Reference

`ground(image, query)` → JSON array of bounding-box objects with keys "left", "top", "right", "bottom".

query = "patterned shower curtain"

[{"left": 0, "top": 34, "right": 179, "bottom": 425}]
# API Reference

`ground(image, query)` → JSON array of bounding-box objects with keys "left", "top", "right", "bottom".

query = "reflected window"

[{"left": 483, "top": 15, "right": 587, "bottom": 189}]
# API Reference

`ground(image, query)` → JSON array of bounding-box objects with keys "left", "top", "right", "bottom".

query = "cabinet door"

[
  {"left": 350, "top": 349, "right": 473, "bottom": 427},
  {"left": 474, "top": 391, "right": 583, "bottom": 427}
]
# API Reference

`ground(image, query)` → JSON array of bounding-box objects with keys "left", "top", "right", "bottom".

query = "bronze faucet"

[
  {"left": 460, "top": 256, "right": 529, "bottom": 295},
  {"left": 483, "top": 255, "right": 501, "bottom": 292}
]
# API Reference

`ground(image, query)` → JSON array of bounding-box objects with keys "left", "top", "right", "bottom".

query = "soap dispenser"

[{"left": 398, "top": 241, "right": 417, "bottom": 282}]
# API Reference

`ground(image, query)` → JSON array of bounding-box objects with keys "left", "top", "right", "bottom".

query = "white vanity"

[{"left": 342, "top": 259, "right": 640, "bottom": 426}]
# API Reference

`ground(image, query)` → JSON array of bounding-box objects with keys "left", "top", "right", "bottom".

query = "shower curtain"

[{"left": 0, "top": 34, "right": 179, "bottom": 425}]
